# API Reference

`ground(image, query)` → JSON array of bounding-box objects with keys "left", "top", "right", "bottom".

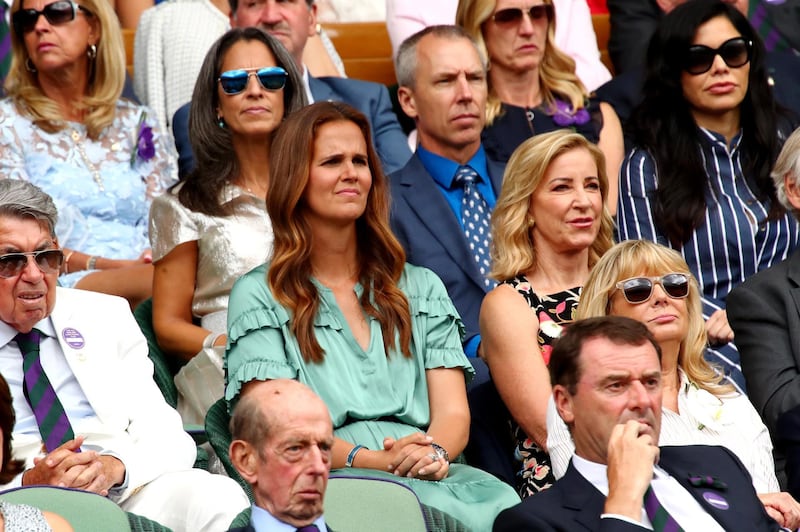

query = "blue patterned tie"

[
  {"left": 16, "top": 329, "right": 77, "bottom": 452},
  {"left": 644, "top": 485, "right": 684, "bottom": 532},
  {"left": 454, "top": 165, "right": 494, "bottom": 289}
]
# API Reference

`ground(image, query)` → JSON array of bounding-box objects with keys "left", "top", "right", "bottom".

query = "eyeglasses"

[
  {"left": 218, "top": 67, "right": 288, "bottom": 95},
  {"left": 0, "top": 249, "right": 64, "bottom": 278},
  {"left": 491, "top": 4, "right": 554, "bottom": 25},
  {"left": 12, "top": 1, "right": 92, "bottom": 35},
  {"left": 684, "top": 37, "right": 752, "bottom": 75},
  {"left": 614, "top": 273, "right": 690, "bottom": 304}
]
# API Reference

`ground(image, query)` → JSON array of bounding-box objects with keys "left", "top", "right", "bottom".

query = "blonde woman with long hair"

[{"left": 479, "top": 129, "right": 613, "bottom": 497}]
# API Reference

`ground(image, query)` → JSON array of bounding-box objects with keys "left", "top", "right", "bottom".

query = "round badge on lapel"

[
  {"left": 702, "top": 491, "right": 730, "bottom": 510},
  {"left": 61, "top": 327, "right": 85, "bottom": 349}
]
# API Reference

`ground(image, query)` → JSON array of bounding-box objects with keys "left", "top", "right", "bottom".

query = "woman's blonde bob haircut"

[
  {"left": 455, "top": 0, "right": 587, "bottom": 125},
  {"left": 5, "top": 0, "right": 125, "bottom": 139},
  {"left": 575, "top": 239, "right": 733, "bottom": 395},
  {"left": 490, "top": 129, "right": 614, "bottom": 280}
]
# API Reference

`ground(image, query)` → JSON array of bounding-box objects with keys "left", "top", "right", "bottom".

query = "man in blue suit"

[
  {"left": 494, "top": 316, "right": 782, "bottom": 531},
  {"left": 389, "top": 25, "right": 516, "bottom": 486},
  {"left": 173, "top": 0, "right": 411, "bottom": 178}
]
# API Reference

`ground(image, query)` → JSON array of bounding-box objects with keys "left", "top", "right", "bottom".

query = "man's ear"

[
  {"left": 397, "top": 86, "right": 418, "bottom": 120},
  {"left": 306, "top": 2, "right": 318, "bottom": 38},
  {"left": 553, "top": 384, "right": 575, "bottom": 425},
  {"left": 229, "top": 440, "right": 258, "bottom": 484},
  {"left": 785, "top": 174, "right": 800, "bottom": 212}
]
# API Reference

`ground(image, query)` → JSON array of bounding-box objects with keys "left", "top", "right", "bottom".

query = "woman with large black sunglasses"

[
  {"left": 546, "top": 239, "right": 800, "bottom": 529},
  {"left": 148, "top": 28, "right": 306, "bottom": 424},
  {"left": 0, "top": 0, "right": 176, "bottom": 309},
  {"left": 618, "top": 0, "right": 800, "bottom": 395}
]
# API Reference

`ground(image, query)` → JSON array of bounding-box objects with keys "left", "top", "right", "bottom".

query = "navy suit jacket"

[
  {"left": 493, "top": 445, "right": 780, "bottom": 532},
  {"left": 172, "top": 74, "right": 410, "bottom": 179},
  {"left": 388, "top": 152, "right": 505, "bottom": 349}
]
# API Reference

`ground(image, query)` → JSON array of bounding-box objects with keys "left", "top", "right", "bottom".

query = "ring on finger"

[{"left": 427, "top": 453, "right": 438, "bottom": 461}]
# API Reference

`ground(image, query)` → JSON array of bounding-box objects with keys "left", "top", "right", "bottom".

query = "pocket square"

[{"left": 688, "top": 474, "right": 728, "bottom": 490}]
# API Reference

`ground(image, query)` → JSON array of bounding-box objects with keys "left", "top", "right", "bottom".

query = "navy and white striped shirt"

[{"left": 618, "top": 127, "right": 800, "bottom": 392}]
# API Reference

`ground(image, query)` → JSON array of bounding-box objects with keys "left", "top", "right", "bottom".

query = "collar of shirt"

[
  {"left": 0, "top": 317, "right": 55, "bottom": 349},
  {"left": 302, "top": 65, "right": 314, "bottom": 105},
  {"left": 697, "top": 126, "right": 743, "bottom": 154},
  {"left": 416, "top": 144, "right": 497, "bottom": 226},
  {"left": 417, "top": 144, "right": 490, "bottom": 190},
  {"left": 250, "top": 504, "right": 327, "bottom": 532}
]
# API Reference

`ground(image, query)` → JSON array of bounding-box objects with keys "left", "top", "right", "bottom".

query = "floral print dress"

[{"left": 502, "top": 274, "right": 581, "bottom": 498}]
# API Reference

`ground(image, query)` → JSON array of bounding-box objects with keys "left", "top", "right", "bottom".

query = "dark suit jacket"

[
  {"left": 172, "top": 75, "right": 410, "bottom": 179},
  {"left": 493, "top": 445, "right": 780, "bottom": 531},
  {"left": 606, "top": 0, "right": 661, "bottom": 74},
  {"left": 388, "top": 152, "right": 505, "bottom": 350},
  {"left": 728, "top": 249, "right": 800, "bottom": 488},
  {"left": 777, "top": 403, "right": 800, "bottom": 500}
]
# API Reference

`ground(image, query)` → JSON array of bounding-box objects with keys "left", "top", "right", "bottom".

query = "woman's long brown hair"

[{"left": 267, "top": 101, "right": 411, "bottom": 363}]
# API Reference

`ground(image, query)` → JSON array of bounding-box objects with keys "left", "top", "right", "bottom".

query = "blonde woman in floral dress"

[
  {"left": 546, "top": 239, "right": 800, "bottom": 528},
  {"left": 478, "top": 130, "right": 613, "bottom": 497}
]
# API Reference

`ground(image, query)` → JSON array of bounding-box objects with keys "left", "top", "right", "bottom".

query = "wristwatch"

[{"left": 430, "top": 442, "right": 450, "bottom": 464}]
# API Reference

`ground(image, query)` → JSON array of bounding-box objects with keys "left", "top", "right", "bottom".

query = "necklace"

[{"left": 71, "top": 129, "right": 104, "bottom": 192}]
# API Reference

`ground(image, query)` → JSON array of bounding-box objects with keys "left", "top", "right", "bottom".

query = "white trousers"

[{"left": 120, "top": 469, "right": 249, "bottom": 532}]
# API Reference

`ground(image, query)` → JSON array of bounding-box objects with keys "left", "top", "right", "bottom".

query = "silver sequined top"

[
  {"left": 0, "top": 500, "right": 52, "bottom": 531},
  {"left": 149, "top": 183, "right": 272, "bottom": 325}
]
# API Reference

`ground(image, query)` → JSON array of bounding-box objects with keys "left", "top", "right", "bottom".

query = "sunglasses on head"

[
  {"left": 614, "top": 273, "right": 690, "bottom": 304},
  {"left": 684, "top": 37, "right": 752, "bottom": 75},
  {"left": 12, "top": 1, "right": 91, "bottom": 35},
  {"left": 0, "top": 249, "right": 63, "bottom": 278},
  {"left": 218, "top": 67, "right": 288, "bottom": 95},
  {"left": 491, "top": 4, "right": 554, "bottom": 25}
]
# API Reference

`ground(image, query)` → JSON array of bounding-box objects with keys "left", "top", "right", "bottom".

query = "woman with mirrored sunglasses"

[
  {"left": 0, "top": 0, "right": 178, "bottom": 309},
  {"left": 148, "top": 28, "right": 306, "bottom": 424},
  {"left": 456, "top": 0, "right": 624, "bottom": 215},
  {"left": 618, "top": 0, "right": 800, "bottom": 394},
  {"left": 544, "top": 239, "right": 800, "bottom": 529},
  {"left": 478, "top": 130, "right": 614, "bottom": 498}
]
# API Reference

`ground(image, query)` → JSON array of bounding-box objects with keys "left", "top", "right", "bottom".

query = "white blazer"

[{"left": 6, "top": 288, "right": 196, "bottom": 502}]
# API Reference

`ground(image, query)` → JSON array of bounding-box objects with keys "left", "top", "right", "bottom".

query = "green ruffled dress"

[{"left": 225, "top": 262, "right": 520, "bottom": 531}]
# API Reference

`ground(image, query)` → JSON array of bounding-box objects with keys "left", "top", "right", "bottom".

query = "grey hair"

[
  {"left": 772, "top": 126, "right": 800, "bottom": 220},
  {"left": 395, "top": 25, "right": 487, "bottom": 89},
  {"left": 0, "top": 180, "right": 58, "bottom": 236}
]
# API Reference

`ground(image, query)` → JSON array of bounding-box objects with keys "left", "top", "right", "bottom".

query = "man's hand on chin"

[{"left": 603, "top": 420, "right": 660, "bottom": 522}]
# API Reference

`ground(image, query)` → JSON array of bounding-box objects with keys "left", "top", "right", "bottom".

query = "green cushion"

[
  {"left": 0, "top": 486, "right": 131, "bottom": 532},
  {"left": 132, "top": 298, "right": 178, "bottom": 408},
  {"left": 205, "top": 398, "right": 254, "bottom": 502}
]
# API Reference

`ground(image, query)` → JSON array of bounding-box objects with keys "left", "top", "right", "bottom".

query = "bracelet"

[
  {"left": 86, "top": 255, "right": 98, "bottom": 270},
  {"left": 202, "top": 332, "right": 225, "bottom": 349},
  {"left": 345, "top": 444, "right": 365, "bottom": 468},
  {"left": 62, "top": 250, "right": 74, "bottom": 275}
]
